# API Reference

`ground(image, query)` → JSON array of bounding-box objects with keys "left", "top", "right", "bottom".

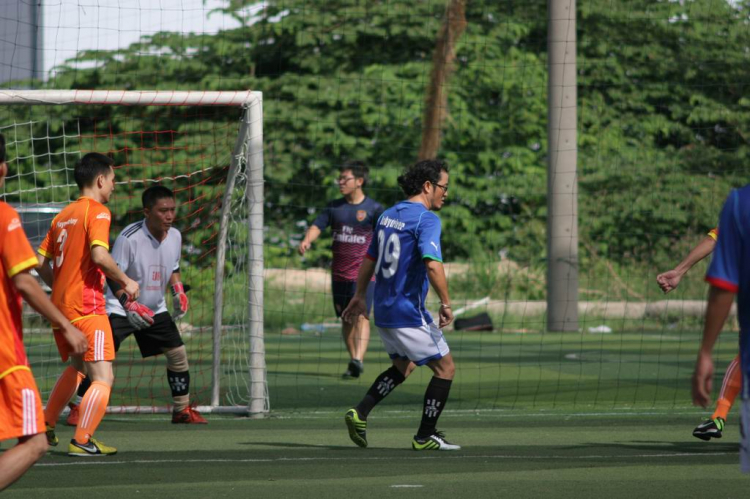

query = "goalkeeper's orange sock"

[
  {"left": 44, "top": 366, "right": 85, "bottom": 427},
  {"left": 74, "top": 381, "right": 111, "bottom": 444},
  {"left": 712, "top": 354, "right": 742, "bottom": 421}
]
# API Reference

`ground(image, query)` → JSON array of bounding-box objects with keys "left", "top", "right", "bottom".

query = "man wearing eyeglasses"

[
  {"left": 341, "top": 159, "right": 460, "bottom": 451},
  {"left": 299, "top": 160, "right": 384, "bottom": 378}
]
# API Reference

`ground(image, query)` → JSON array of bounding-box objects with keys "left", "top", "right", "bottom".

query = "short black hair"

[
  {"left": 340, "top": 160, "right": 369, "bottom": 187},
  {"left": 142, "top": 185, "right": 175, "bottom": 209},
  {"left": 397, "top": 159, "right": 449, "bottom": 197},
  {"left": 74, "top": 152, "right": 114, "bottom": 189},
  {"left": 0, "top": 133, "right": 5, "bottom": 164}
]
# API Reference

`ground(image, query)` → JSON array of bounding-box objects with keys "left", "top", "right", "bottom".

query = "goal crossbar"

[{"left": 0, "top": 90, "right": 258, "bottom": 107}]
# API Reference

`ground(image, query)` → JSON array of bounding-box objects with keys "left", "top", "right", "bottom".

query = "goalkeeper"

[
  {"left": 68, "top": 185, "right": 206, "bottom": 425},
  {"left": 657, "top": 228, "right": 739, "bottom": 440}
]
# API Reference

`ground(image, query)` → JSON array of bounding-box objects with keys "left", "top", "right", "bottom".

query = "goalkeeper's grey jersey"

[{"left": 105, "top": 221, "right": 182, "bottom": 316}]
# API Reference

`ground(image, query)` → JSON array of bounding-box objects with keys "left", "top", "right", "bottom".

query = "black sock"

[
  {"left": 417, "top": 377, "right": 452, "bottom": 438},
  {"left": 77, "top": 375, "right": 92, "bottom": 399},
  {"left": 167, "top": 369, "right": 190, "bottom": 397},
  {"left": 355, "top": 366, "right": 406, "bottom": 419}
]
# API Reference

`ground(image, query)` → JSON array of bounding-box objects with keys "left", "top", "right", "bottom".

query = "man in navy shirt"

[
  {"left": 299, "top": 161, "right": 384, "bottom": 378},
  {"left": 342, "top": 159, "right": 459, "bottom": 451},
  {"left": 694, "top": 186, "right": 750, "bottom": 472}
]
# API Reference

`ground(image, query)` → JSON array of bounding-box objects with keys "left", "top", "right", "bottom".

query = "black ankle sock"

[
  {"left": 417, "top": 377, "right": 452, "bottom": 438},
  {"left": 355, "top": 366, "right": 406, "bottom": 419},
  {"left": 76, "top": 375, "right": 92, "bottom": 398}
]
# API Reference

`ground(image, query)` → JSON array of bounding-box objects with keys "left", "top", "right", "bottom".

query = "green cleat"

[
  {"left": 412, "top": 431, "right": 461, "bottom": 451},
  {"left": 45, "top": 424, "right": 58, "bottom": 447},
  {"left": 345, "top": 408, "right": 368, "bottom": 448}
]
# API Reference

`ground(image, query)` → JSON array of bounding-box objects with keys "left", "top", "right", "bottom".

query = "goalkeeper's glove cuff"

[{"left": 171, "top": 282, "right": 189, "bottom": 321}]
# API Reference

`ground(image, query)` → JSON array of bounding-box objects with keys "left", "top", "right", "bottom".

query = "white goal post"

[{"left": 0, "top": 89, "right": 267, "bottom": 417}]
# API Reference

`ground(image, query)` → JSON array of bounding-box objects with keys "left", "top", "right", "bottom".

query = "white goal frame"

[{"left": 0, "top": 90, "right": 267, "bottom": 417}]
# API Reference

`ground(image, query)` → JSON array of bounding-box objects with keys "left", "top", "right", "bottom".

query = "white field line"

[
  {"left": 35, "top": 452, "right": 734, "bottom": 468},
  {"left": 270, "top": 409, "right": 712, "bottom": 419}
]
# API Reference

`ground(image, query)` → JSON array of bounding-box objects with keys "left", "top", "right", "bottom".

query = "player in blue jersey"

[
  {"left": 693, "top": 186, "right": 750, "bottom": 472},
  {"left": 342, "top": 159, "right": 459, "bottom": 451},
  {"left": 299, "top": 161, "right": 384, "bottom": 378}
]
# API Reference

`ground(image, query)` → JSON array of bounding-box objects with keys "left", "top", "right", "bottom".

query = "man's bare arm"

[
  {"left": 12, "top": 271, "right": 87, "bottom": 355},
  {"left": 425, "top": 259, "right": 453, "bottom": 328},
  {"left": 36, "top": 255, "right": 54, "bottom": 288},
  {"left": 657, "top": 236, "right": 716, "bottom": 293},
  {"left": 91, "top": 245, "right": 139, "bottom": 299},
  {"left": 298, "top": 225, "right": 322, "bottom": 256},
  {"left": 341, "top": 258, "right": 376, "bottom": 323}
]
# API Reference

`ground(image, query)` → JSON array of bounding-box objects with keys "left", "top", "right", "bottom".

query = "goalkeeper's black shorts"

[{"left": 110, "top": 312, "right": 183, "bottom": 358}]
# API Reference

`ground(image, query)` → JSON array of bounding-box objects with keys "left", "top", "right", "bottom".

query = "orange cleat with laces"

[{"left": 66, "top": 403, "right": 80, "bottom": 426}]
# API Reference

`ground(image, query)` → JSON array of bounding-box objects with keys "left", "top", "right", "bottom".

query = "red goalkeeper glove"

[
  {"left": 171, "top": 282, "right": 189, "bottom": 321},
  {"left": 118, "top": 293, "right": 155, "bottom": 330}
]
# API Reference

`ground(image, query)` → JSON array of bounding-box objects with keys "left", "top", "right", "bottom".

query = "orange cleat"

[
  {"left": 171, "top": 406, "right": 208, "bottom": 424},
  {"left": 66, "top": 403, "right": 80, "bottom": 426}
]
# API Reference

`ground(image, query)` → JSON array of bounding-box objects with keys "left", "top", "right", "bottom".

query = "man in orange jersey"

[
  {"left": 0, "top": 133, "right": 87, "bottom": 490},
  {"left": 37, "top": 152, "right": 139, "bottom": 457},
  {"left": 657, "top": 228, "right": 741, "bottom": 440}
]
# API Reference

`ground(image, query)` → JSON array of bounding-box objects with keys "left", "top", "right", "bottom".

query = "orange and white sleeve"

[
  {"left": 708, "top": 227, "right": 718, "bottom": 241},
  {"left": 87, "top": 205, "right": 111, "bottom": 250},
  {"left": 1, "top": 206, "right": 39, "bottom": 278}
]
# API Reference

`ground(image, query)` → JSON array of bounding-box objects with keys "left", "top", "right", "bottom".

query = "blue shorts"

[{"left": 332, "top": 280, "right": 374, "bottom": 318}]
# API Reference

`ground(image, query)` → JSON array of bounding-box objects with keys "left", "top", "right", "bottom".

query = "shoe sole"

[
  {"left": 68, "top": 449, "right": 117, "bottom": 457},
  {"left": 693, "top": 432, "right": 721, "bottom": 441},
  {"left": 412, "top": 442, "right": 461, "bottom": 451},
  {"left": 68, "top": 453, "right": 117, "bottom": 457},
  {"left": 344, "top": 413, "right": 367, "bottom": 448}
]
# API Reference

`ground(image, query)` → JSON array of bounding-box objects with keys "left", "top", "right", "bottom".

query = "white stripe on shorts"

[
  {"left": 22, "top": 388, "right": 37, "bottom": 435},
  {"left": 94, "top": 329, "right": 104, "bottom": 361}
]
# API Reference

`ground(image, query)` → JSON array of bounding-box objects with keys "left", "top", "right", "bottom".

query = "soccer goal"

[{"left": 0, "top": 90, "right": 268, "bottom": 417}]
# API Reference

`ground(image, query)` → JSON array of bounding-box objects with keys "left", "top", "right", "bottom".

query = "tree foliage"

[{"left": 3, "top": 0, "right": 749, "bottom": 274}]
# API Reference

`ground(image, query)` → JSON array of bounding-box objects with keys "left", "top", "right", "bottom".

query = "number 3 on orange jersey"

[{"left": 55, "top": 228, "right": 68, "bottom": 267}]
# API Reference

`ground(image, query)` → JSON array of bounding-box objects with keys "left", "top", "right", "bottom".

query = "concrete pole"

[{"left": 547, "top": 0, "right": 578, "bottom": 332}]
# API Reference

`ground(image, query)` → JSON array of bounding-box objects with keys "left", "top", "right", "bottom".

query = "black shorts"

[
  {"left": 110, "top": 312, "right": 184, "bottom": 358},
  {"left": 332, "top": 280, "right": 374, "bottom": 318}
]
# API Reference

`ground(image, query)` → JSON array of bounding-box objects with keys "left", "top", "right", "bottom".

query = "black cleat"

[
  {"left": 693, "top": 417, "right": 725, "bottom": 441},
  {"left": 343, "top": 359, "right": 364, "bottom": 379}
]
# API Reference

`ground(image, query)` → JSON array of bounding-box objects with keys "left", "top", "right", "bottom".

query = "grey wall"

[{"left": 0, "top": 1, "right": 43, "bottom": 85}]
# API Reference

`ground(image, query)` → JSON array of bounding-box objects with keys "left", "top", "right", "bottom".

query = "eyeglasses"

[
  {"left": 432, "top": 182, "right": 449, "bottom": 193},
  {"left": 337, "top": 176, "right": 355, "bottom": 183}
]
